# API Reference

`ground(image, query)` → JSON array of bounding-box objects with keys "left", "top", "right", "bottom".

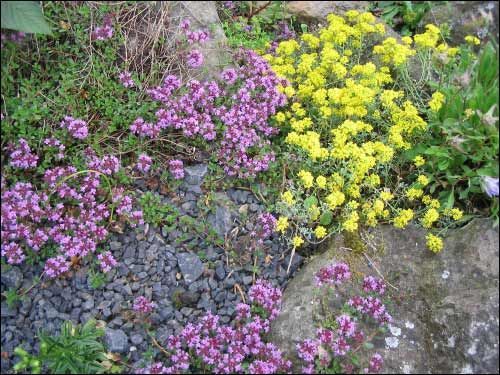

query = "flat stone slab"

[
  {"left": 176, "top": 252, "right": 204, "bottom": 284},
  {"left": 270, "top": 219, "right": 499, "bottom": 373}
]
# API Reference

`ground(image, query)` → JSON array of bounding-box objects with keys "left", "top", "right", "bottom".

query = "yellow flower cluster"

[
  {"left": 292, "top": 235, "right": 304, "bottom": 248},
  {"left": 429, "top": 91, "right": 445, "bottom": 112},
  {"left": 465, "top": 35, "right": 480, "bottom": 45},
  {"left": 282, "top": 191, "right": 295, "bottom": 205},
  {"left": 266, "top": 11, "right": 463, "bottom": 253},
  {"left": 426, "top": 233, "right": 443, "bottom": 253},
  {"left": 314, "top": 225, "right": 327, "bottom": 239},
  {"left": 393, "top": 209, "right": 414, "bottom": 228},
  {"left": 276, "top": 217, "right": 289, "bottom": 233}
]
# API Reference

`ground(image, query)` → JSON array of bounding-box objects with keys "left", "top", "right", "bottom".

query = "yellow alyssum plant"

[{"left": 263, "top": 10, "right": 464, "bottom": 252}]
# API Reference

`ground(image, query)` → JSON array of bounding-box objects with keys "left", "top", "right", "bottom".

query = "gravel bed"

[{"left": 0, "top": 164, "right": 303, "bottom": 372}]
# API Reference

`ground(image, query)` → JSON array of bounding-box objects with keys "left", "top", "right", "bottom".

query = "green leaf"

[
  {"left": 319, "top": 211, "right": 333, "bottom": 226},
  {"left": 363, "top": 342, "right": 374, "bottom": 349},
  {"left": 304, "top": 195, "right": 318, "bottom": 209},
  {"left": 1, "top": 1, "right": 52, "bottom": 35}
]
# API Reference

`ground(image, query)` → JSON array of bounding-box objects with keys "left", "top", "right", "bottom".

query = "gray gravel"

[{"left": 0, "top": 164, "right": 303, "bottom": 373}]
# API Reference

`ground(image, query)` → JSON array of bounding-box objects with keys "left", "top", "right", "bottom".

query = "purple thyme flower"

[
  {"left": 97, "top": 251, "right": 117, "bottom": 273},
  {"left": 315, "top": 262, "right": 351, "bottom": 286},
  {"left": 44, "top": 255, "right": 70, "bottom": 278},
  {"left": 482, "top": 176, "right": 499, "bottom": 197},
  {"left": 136, "top": 153, "right": 152, "bottom": 173},
  {"left": 169, "top": 159, "right": 185, "bottom": 179},
  {"left": 60, "top": 116, "right": 89, "bottom": 139},
  {"left": 296, "top": 339, "right": 318, "bottom": 363},
  {"left": 187, "top": 49, "right": 204, "bottom": 68},
  {"left": 221, "top": 68, "right": 238, "bottom": 85},
  {"left": 119, "top": 71, "right": 135, "bottom": 88},
  {"left": 133, "top": 296, "right": 156, "bottom": 314},
  {"left": 362, "top": 275, "right": 386, "bottom": 295}
]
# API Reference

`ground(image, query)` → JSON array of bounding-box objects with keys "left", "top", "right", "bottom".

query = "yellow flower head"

[
  {"left": 292, "top": 235, "right": 304, "bottom": 248},
  {"left": 465, "top": 35, "right": 480, "bottom": 45},
  {"left": 413, "top": 155, "right": 425, "bottom": 167},
  {"left": 429, "top": 91, "right": 445, "bottom": 112},
  {"left": 421, "top": 208, "right": 440, "bottom": 228},
  {"left": 298, "top": 170, "right": 314, "bottom": 189},
  {"left": 281, "top": 191, "right": 295, "bottom": 205},
  {"left": 276, "top": 216, "right": 289, "bottom": 233},
  {"left": 316, "top": 175, "right": 327, "bottom": 189},
  {"left": 426, "top": 233, "right": 443, "bottom": 253},
  {"left": 314, "top": 226, "right": 327, "bottom": 239},
  {"left": 417, "top": 175, "right": 430, "bottom": 186},
  {"left": 406, "top": 187, "right": 424, "bottom": 201},
  {"left": 393, "top": 209, "right": 414, "bottom": 228}
]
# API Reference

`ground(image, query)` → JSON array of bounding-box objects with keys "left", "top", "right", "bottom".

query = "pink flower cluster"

[
  {"left": 366, "top": 353, "right": 383, "bottom": 373},
  {"left": 44, "top": 255, "right": 70, "bottom": 278},
  {"left": 348, "top": 295, "right": 392, "bottom": 324},
  {"left": 9, "top": 138, "right": 39, "bottom": 169},
  {"left": 91, "top": 13, "right": 114, "bottom": 40},
  {"left": 1, "top": 31, "right": 26, "bottom": 48},
  {"left": 97, "top": 251, "right": 117, "bottom": 273},
  {"left": 138, "top": 280, "right": 290, "bottom": 374},
  {"left": 1, "top": 160, "right": 143, "bottom": 275},
  {"left": 362, "top": 276, "right": 386, "bottom": 295},
  {"left": 168, "top": 159, "right": 184, "bottom": 180},
  {"left": 186, "top": 49, "right": 204, "bottom": 68},
  {"left": 119, "top": 71, "right": 134, "bottom": 88},
  {"left": 136, "top": 153, "right": 152, "bottom": 173},
  {"left": 248, "top": 279, "right": 282, "bottom": 320},
  {"left": 44, "top": 137, "right": 65, "bottom": 160},
  {"left": 133, "top": 296, "right": 156, "bottom": 314},
  {"left": 138, "top": 49, "right": 286, "bottom": 178},
  {"left": 60, "top": 116, "right": 89, "bottom": 139},
  {"left": 180, "top": 18, "right": 210, "bottom": 44},
  {"left": 315, "top": 262, "right": 351, "bottom": 286},
  {"left": 256, "top": 212, "right": 277, "bottom": 242},
  {"left": 220, "top": 68, "right": 238, "bottom": 85},
  {"left": 296, "top": 267, "right": 390, "bottom": 373},
  {"left": 85, "top": 149, "right": 120, "bottom": 175}
]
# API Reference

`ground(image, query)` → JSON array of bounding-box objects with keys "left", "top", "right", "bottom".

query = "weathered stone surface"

[
  {"left": 104, "top": 328, "right": 129, "bottom": 353},
  {"left": 270, "top": 219, "right": 499, "bottom": 373},
  {"left": 286, "top": 1, "right": 369, "bottom": 23},
  {"left": 184, "top": 164, "right": 208, "bottom": 186},
  {"left": 177, "top": 252, "right": 204, "bottom": 284},
  {"left": 1, "top": 266, "right": 23, "bottom": 289},
  {"left": 422, "top": 1, "right": 498, "bottom": 45},
  {"left": 208, "top": 192, "right": 237, "bottom": 237},
  {"left": 169, "top": 1, "right": 230, "bottom": 79}
]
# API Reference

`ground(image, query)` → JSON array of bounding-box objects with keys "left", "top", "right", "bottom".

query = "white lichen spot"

[
  {"left": 461, "top": 364, "right": 473, "bottom": 374},
  {"left": 467, "top": 342, "right": 477, "bottom": 355},
  {"left": 447, "top": 335, "right": 456, "bottom": 348},
  {"left": 405, "top": 321, "right": 415, "bottom": 329},
  {"left": 441, "top": 270, "right": 450, "bottom": 279},
  {"left": 385, "top": 336, "right": 399, "bottom": 348},
  {"left": 389, "top": 324, "right": 402, "bottom": 336},
  {"left": 402, "top": 364, "right": 412, "bottom": 374}
]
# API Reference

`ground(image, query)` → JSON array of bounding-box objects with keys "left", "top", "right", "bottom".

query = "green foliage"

[
  {"left": 14, "top": 320, "right": 107, "bottom": 374},
  {"left": 371, "top": 1, "right": 435, "bottom": 35},
  {"left": 88, "top": 268, "right": 107, "bottom": 290},
  {"left": 1, "top": 1, "right": 52, "bottom": 34},
  {"left": 3, "top": 287, "right": 23, "bottom": 309},
  {"left": 139, "top": 192, "right": 179, "bottom": 227},
  {"left": 1, "top": 1, "right": 157, "bottom": 180},
  {"left": 220, "top": 1, "right": 292, "bottom": 51},
  {"left": 411, "top": 42, "right": 499, "bottom": 221}
]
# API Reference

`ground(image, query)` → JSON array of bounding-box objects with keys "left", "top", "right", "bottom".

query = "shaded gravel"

[{"left": 0, "top": 164, "right": 303, "bottom": 372}]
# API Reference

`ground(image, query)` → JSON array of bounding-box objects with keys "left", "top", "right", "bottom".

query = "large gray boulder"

[
  {"left": 168, "top": 1, "right": 231, "bottom": 79},
  {"left": 269, "top": 219, "right": 499, "bottom": 373},
  {"left": 421, "top": 1, "right": 498, "bottom": 45},
  {"left": 285, "top": 1, "right": 369, "bottom": 23}
]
